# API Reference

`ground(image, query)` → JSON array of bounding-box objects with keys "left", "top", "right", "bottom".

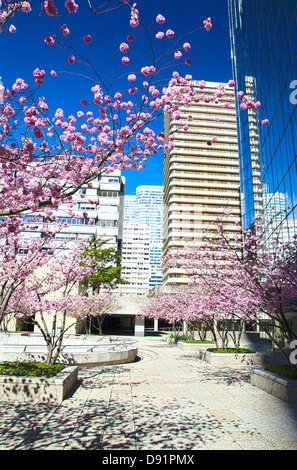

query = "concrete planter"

[
  {"left": 250, "top": 368, "right": 297, "bottom": 403},
  {"left": 199, "top": 349, "right": 266, "bottom": 366},
  {"left": 0, "top": 333, "right": 138, "bottom": 366},
  {"left": 178, "top": 341, "right": 215, "bottom": 353},
  {"left": 0, "top": 366, "right": 78, "bottom": 403},
  {"left": 58, "top": 347, "right": 138, "bottom": 366}
]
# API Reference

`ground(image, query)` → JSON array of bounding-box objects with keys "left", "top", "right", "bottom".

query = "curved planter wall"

[{"left": 0, "top": 333, "right": 138, "bottom": 366}]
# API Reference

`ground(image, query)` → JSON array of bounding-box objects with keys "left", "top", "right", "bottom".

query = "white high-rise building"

[
  {"left": 118, "top": 223, "right": 151, "bottom": 296},
  {"left": 21, "top": 170, "right": 125, "bottom": 256},
  {"left": 123, "top": 195, "right": 137, "bottom": 223},
  {"left": 163, "top": 80, "right": 242, "bottom": 286},
  {"left": 123, "top": 185, "right": 163, "bottom": 290}
]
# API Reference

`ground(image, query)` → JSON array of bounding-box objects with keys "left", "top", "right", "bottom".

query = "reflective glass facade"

[{"left": 228, "top": 0, "right": 297, "bottom": 241}]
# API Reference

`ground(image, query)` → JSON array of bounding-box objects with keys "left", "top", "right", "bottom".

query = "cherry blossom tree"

[
  {"left": 0, "top": 0, "right": 270, "bottom": 360},
  {"left": 162, "top": 212, "right": 297, "bottom": 364},
  {"left": 0, "top": 2, "right": 218, "bottom": 340},
  {"left": 9, "top": 239, "right": 110, "bottom": 363},
  {"left": 0, "top": 2, "right": 267, "bottom": 221},
  {"left": 0, "top": 1, "right": 217, "bottom": 339},
  {"left": 0, "top": 216, "right": 69, "bottom": 330},
  {"left": 72, "top": 290, "right": 122, "bottom": 336}
]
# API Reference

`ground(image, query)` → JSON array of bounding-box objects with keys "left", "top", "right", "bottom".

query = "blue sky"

[{"left": 1, "top": 0, "right": 233, "bottom": 195}]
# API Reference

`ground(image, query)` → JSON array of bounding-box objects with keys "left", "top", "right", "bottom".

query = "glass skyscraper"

[
  {"left": 0, "top": 78, "right": 3, "bottom": 104},
  {"left": 228, "top": 0, "right": 297, "bottom": 242}
]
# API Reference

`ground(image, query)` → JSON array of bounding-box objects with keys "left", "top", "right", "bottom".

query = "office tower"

[
  {"left": 135, "top": 186, "right": 163, "bottom": 289},
  {"left": 124, "top": 195, "right": 137, "bottom": 223},
  {"left": 118, "top": 223, "right": 151, "bottom": 296},
  {"left": 162, "top": 80, "right": 242, "bottom": 286},
  {"left": 228, "top": 0, "right": 297, "bottom": 242},
  {"left": 124, "top": 185, "right": 163, "bottom": 290}
]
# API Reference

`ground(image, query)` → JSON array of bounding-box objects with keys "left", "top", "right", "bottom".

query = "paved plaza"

[{"left": 0, "top": 334, "right": 297, "bottom": 451}]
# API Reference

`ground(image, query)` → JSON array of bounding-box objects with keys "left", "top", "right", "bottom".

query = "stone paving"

[{"left": 1, "top": 335, "right": 297, "bottom": 450}]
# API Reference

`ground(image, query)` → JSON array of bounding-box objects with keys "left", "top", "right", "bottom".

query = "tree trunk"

[
  {"left": 46, "top": 342, "right": 55, "bottom": 365},
  {"left": 97, "top": 315, "right": 105, "bottom": 336}
]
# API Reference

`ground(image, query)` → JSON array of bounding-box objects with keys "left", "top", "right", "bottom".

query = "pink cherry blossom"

[
  {"left": 183, "top": 42, "right": 191, "bottom": 51},
  {"left": 65, "top": 0, "right": 78, "bottom": 13},
  {"left": 120, "top": 42, "right": 129, "bottom": 53},
  {"left": 33, "top": 68, "right": 45, "bottom": 84},
  {"left": 83, "top": 35, "right": 92, "bottom": 43},
  {"left": 141, "top": 65, "right": 156, "bottom": 76},
  {"left": 156, "top": 31, "right": 164, "bottom": 39},
  {"left": 130, "top": 3, "right": 139, "bottom": 27},
  {"left": 44, "top": 0, "right": 57, "bottom": 16},
  {"left": 33, "top": 126, "right": 44, "bottom": 139},
  {"left": 21, "top": 2, "right": 32, "bottom": 13},
  {"left": 128, "top": 74, "right": 137, "bottom": 82},
  {"left": 203, "top": 17, "right": 212, "bottom": 31},
  {"left": 62, "top": 26, "right": 70, "bottom": 36},
  {"left": 156, "top": 14, "right": 165, "bottom": 23},
  {"left": 122, "top": 56, "right": 130, "bottom": 65},
  {"left": 203, "top": 95, "right": 211, "bottom": 103},
  {"left": 44, "top": 35, "right": 55, "bottom": 45},
  {"left": 68, "top": 55, "right": 76, "bottom": 64},
  {"left": 166, "top": 29, "right": 175, "bottom": 38}
]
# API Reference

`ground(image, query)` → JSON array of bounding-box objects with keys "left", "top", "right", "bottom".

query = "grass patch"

[
  {"left": 183, "top": 340, "right": 215, "bottom": 344},
  {"left": 0, "top": 361, "right": 65, "bottom": 378},
  {"left": 206, "top": 347, "right": 256, "bottom": 354},
  {"left": 265, "top": 364, "right": 297, "bottom": 380}
]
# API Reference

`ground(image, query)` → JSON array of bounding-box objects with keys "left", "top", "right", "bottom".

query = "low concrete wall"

[
  {"left": 0, "top": 333, "right": 138, "bottom": 366},
  {"left": 250, "top": 368, "right": 297, "bottom": 403},
  {"left": 58, "top": 347, "right": 138, "bottom": 366},
  {"left": 199, "top": 349, "right": 266, "bottom": 366},
  {"left": 0, "top": 366, "right": 78, "bottom": 403},
  {"left": 177, "top": 341, "right": 215, "bottom": 353}
]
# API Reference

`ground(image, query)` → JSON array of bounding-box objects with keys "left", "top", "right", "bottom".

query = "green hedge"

[
  {"left": 265, "top": 364, "right": 297, "bottom": 380},
  {"left": 206, "top": 347, "right": 256, "bottom": 354},
  {"left": 0, "top": 362, "right": 65, "bottom": 378},
  {"left": 183, "top": 340, "right": 215, "bottom": 344}
]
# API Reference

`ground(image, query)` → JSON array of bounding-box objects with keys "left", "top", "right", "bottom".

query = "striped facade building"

[{"left": 162, "top": 80, "right": 242, "bottom": 286}]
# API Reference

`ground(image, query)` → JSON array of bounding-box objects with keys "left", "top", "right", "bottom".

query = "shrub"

[
  {"left": 0, "top": 361, "right": 65, "bottom": 378},
  {"left": 169, "top": 334, "right": 191, "bottom": 343},
  {"left": 183, "top": 340, "right": 214, "bottom": 344},
  {"left": 207, "top": 347, "right": 256, "bottom": 354},
  {"left": 265, "top": 365, "right": 297, "bottom": 380}
]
